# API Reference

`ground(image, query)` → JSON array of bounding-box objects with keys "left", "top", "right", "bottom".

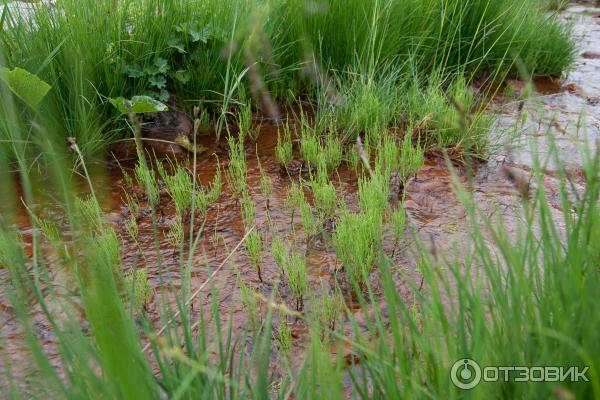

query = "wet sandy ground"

[{"left": 1, "top": 3, "right": 599, "bottom": 395}]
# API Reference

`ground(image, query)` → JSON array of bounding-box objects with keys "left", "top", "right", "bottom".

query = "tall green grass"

[{"left": 0, "top": 0, "right": 574, "bottom": 156}]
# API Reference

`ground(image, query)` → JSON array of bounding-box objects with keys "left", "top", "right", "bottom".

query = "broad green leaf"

[
  {"left": 167, "top": 35, "right": 186, "bottom": 54},
  {"left": 148, "top": 74, "right": 167, "bottom": 89},
  {"left": 153, "top": 57, "right": 169, "bottom": 74},
  {"left": 189, "top": 25, "right": 210, "bottom": 43},
  {"left": 173, "top": 70, "right": 191, "bottom": 84},
  {"left": 109, "top": 95, "right": 168, "bottom": 114},
  {"left": 0, "top": 67, "right": 51, "bottom": 108},
  {"left": 123, "top": 63, "right": 144, "bottom": 78}
]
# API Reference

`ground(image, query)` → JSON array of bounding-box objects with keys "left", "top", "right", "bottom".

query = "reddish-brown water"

[{"left": 2, "top": 3, "right": 599, "bottom": 395}]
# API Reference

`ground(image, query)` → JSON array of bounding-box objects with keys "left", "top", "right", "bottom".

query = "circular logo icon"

[{"left": 451, "top": 358, "right": 482, "bottom": 390}]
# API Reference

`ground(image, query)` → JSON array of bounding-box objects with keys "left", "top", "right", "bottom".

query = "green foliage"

[
  {"left": 276, "top": 120, "right": 294, "bottom": 167},
  {"left": 158, "top": 163, "right": 193, "bottom": 219},
  {"left": 299, "top": 194, "right": 320, "bottom": 238},
  {"left": 124, "top": 216, "right": 138, "bottom": 241},
  {"left": 165, "top": 220, "right": 184, "bottom": 247},
  {"left": 391, "top": 206, "right": 406, "bottom": 243},
  {"left": 0, "top": 67, "right": 50, "bottom": 108},
  {"left": 134, "top": 161, "right": 160, "bottom": 207},
  {"left": 284, "top": 252, "right": 308, "bottom": 311},
  {"left": 276, "top": 318, "right": 292, "bottom": 353},
  {"left": 309, "top": 176, "right": 337, "bottom": 220},
  {"left": 225, "top": 134, "right": 247, "bottom": 197},
  {"left": 271, "top": 234, "right": 287, "bottom": 276},
  {"left": 310, "top": 284, "right": 344, "bottom": 339},
  {"left": 397, "top": 135, "right": 425, "bottom": 183},
  {"left": 124, "top": 269, "right": 154, "bottom": 312},
  {"left": 334, "top": 209, "right": 381, "bottom": 286},
  {"left": 108, "top": 95, "right": 168, "bottom": 114},
  {"left": 407, "top": 77, "right": 493, "bottom": 154},
  {"left": 236, "top": 269, "right": 261, "bottom": 330},
  {"left": 245, "top": 230, "right": 263, "bottom": 281}
]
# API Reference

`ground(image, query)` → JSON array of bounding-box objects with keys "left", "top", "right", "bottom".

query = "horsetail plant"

[
  {"left": 276, "top": 119, "right": 293, "bottom": 168},
  {"left": 284, "top": 251, "right": 308, "bottom": 311}
]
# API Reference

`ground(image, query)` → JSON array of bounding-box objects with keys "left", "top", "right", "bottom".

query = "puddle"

[{"left": 1, "top": 2, "right": 599, "bottom": 394}]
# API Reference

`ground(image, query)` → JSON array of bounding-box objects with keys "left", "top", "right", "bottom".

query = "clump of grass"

[
  {"left": 284, "top": 252, "right": 308, "bottom": 311},
  {"left": 397, "top": 135, "right": 424, "bottom": 184},
  {"left": 134, "top": 161, "right": 160, "bottom": 207},
  {"left": 124, "top": 269, "right": 154, "bottom": 313},
  {"left": 329, "top": 74, "right": 401, "bottom": 141},
  {"left": 271, "top": 234, "right": 287, "bottom": 277},
  {"left": 284, "top": 181, "right": 304, "bottom": 225},
  {"left": 75, "top": 195, "right": 103, "bottom": 231},
  {"left": 310, "top": 284, "right": 344, "bottom": 340},
  {"left": 238, "top": 97, "right": 261, "bottom": 141},
  {"left": 299, "top": 193, "right": 320, "bottom": 238},
  {"left": 236, "top": 269, "right": 261, "bottom": 330},
  {"left": 309, "top": 176, "right": 337, "bottom": 221},
  {"left": 158, "top": 163, "right": 193, "bottom": 219},
  {"left": 124, "top": 216, "right": 139, "bottom": 241},
  {"left": 276, "top": 120, "right": 293, "bottom": 168},
  {"left": 276, "top": 317, "right": 293, "bottom": 353},
  {"left": 407, "top": 77, "right": 493, "bottom": 155},
  {"left": 195, "top": 163, "right": 222, "bottom": 216},
  {"left": 334, "top": 210, "right": 381, "bottom": 287},
  {"left": 245, "top": 230, "right": 263, "bottom": 282},
  {"left": 358, "top": 172, "right": 389, "bottom": 217},
  {"left": 299, "top": 128, "right": 321, "bottom": 170},
  {"left": 165, "top": 220, "right": 184, "bottom": 247},
  {"left": 225, "top": 134, "right": 247, "bottom": 197}
]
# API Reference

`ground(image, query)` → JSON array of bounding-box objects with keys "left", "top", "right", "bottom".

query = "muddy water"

[{"left": 2, "top": 3, "right": 599, "bottom": 395}]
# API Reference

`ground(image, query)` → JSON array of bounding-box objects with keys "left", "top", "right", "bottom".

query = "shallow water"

[{"left": 1, "top": 3, "right": 599, "bottom": 394}]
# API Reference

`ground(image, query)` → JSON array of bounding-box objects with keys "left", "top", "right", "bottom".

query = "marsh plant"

[
  {"left": 134, "top": 161, "right": 160, "bottom": 207},
  {"left": 323, "top": 131, "right": 344, "bottom": 172},
  {"left": 225, "top": 133, "right": 247, "bottom": 197},
  {"left": 257, "top": 158, "right": 273, "bottom": 208},
  {"left": 165, "top": 219, "right": 184, "bottom": 247},
  {"left": 276, "top": 119, "right": 293, "bottom": 168},
  {"left": 375, "top": 133, "right": 399, "bottom": 181},
  {"left": 334, "top": 210, "right": 381, "bottom": 287},
  {"left": 407, "top": 77, "right": 493, "bottom": 154},
  {"left": 299, "top": 130, "right": 320, "bottom": 170},
  {"left": 271, "top": 234, "right": 287, "bottom": 277},
  {"left": 245, "top": 229, "right": 263, "bottom": 282},
  {"left": 299, "top": 194, "right": 320, "bottom": 238},
  {"left": 124, "top": 269, "right": 154, "bottom": 313},
  {"left": 276, "top": 317, "right": 293, "bottom": 353},
  {"left": 236, "top": 269, "right": 261, "bottom": 330},
  {"left": 284, "top": 181, "right": 304, "bottom": 224},
  {"left": 397, "top": 135, "right": 424, "bottom": 184},
  {"left": 310, "top": 284, "right": 345, "bottom": 339},
  {"left": 284, "top": 252, "right": 308, "bottom": 311},
  {"left": 238, "top": 98, "right": 261, "bottom": 141},
  {"left": 241, "top": 191, "right": 256, "bottom": 227},
  {"left": 158, "top": 163, "right": 193, "bottom": 219},
  {"left": 124, "top": 216, "right": 139, "bottom": 241},
  {"left": 194, "top": 165, "right": 222, "bottom": 217},
  {"left": 309, "top": 176, "right": 337, "bottom": 221},
  {"left": 358, "top": 172, "right": 389, "bottom": 218},
  {"left": 75, "top": 196, "right": 103, "bottom": 231}
]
